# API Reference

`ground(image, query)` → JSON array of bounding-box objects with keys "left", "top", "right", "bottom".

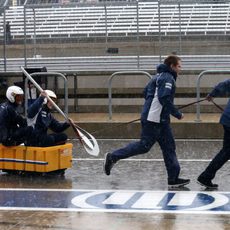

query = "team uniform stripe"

[
  {"left": 165, "top": 82, "right": 172, "bottom": 89},
  {"left": 0, "top": 158, "right": 48, "bottom": 165}
]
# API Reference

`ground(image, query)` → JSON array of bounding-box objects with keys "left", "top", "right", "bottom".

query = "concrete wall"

[{"left": 1, "top": 36, "right": 230, "bottom": 58}]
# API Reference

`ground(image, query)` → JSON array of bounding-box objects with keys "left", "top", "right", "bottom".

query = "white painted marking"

[
  {"left": 132, "top": 192, "right": 167, "bottom": 209},
  {"left": 71, "top": 191, "right": 102, "bottom": 209},
  {"left": 70, "top": 139, "right": 222, "bottom": 142},
  {"left": 1, "top": 206, "right": 230, "bottom": 215},
  {"left": 0, "top": 189, "right": 229, "bottom": 214},
  {"left": 102, "top": 191, "right": 136, "bottom": 205},
  {"left": 72, "top": 158, "right": 218, "bottom": 162},
  {"left": 186, "top": 192, "right": 229, "bottom": 211},
  {"left": 168, "top": 192, "right": 197, "bottom": 206},
  {"left": 0, "top": 188, "right": 227, "bottom": 194}
]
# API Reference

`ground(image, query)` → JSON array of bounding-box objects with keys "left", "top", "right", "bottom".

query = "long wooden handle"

[
  {"left": 178, "top": 98, "right": 207, "bottom": 109},
  {"left": 211, "top": 100, "right": 224, "bottom": 112}
]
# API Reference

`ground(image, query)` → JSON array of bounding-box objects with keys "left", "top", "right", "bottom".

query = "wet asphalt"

[
  {"left": 1, "top": 139, "right": 229, "bottom": 191},
  {"left": 1, "top": 139, "right": 230, "bottom": 230}
]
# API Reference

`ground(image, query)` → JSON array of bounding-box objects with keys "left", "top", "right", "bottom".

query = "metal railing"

[
  {"left": 196, "top": 70, "right": 230, "bottom": 121},
  {"left": 108, "top": 70, "right": 152, "bottom": 119},
  {"left": 24, "top": 71, "right": 68, "bottom": 116}
]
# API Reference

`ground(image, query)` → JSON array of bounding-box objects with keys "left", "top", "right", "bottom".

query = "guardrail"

[
  {"left": 108, "top": 71, "right": 152, "bottom": 119},
  {"left": 24, "top": 72, "right": 68, "bottom": 115},
  {"left": 196, "top": 69, "right": 230, "bottom": 122}
]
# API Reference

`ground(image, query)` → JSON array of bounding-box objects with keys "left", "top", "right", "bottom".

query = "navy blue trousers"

[
  {"left": 111, "top": 120, "right": 180, "bottom": 181},
  {"left": 27, "top": 133, "right": 68, "bottom": 147},
  {"left": 200, "top": 125, "right": 230, "bottom": 180},
  {"left": 1, "top": 126, "right": 33, "bottom": 146}
]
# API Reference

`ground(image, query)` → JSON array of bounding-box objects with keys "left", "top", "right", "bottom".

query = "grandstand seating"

[
  {"left": 0, "top": 1, "right": 229, "bottom": 116},
  {"left": 0, "top": 2, "right": 230, "bottom": 39},
  {"left": 1, "top": 55, "right": 230, "bottom": 72}
]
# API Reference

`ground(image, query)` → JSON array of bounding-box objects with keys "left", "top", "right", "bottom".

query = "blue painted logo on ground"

[{"left": 0, "top": 189, "right": 230, "bottom": 213}]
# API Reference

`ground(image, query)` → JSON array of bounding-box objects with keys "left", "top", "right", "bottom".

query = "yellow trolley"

[{"left": 0, "top": 143, "right": 73, "bottom": 176}]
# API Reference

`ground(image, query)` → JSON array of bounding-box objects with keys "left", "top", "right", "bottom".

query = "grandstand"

[
  {"left": 2, "top": 55, "right": 230, "bottom": 72},
  {"left": 1, "top": 4, "right": 230, "bottom": 230},
  {"left": 1, "top": 1, "right": 230, "bottom": 40},
  {"left": 0, "top": 0, "right": 229, "bottom": 123}
]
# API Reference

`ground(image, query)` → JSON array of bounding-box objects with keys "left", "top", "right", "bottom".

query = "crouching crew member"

[
  {"left": 198, "top": 79, "right": 230, "bottom": 189},
  {"left": 104, "top": 55, "right": 190, "bottom": 188},
  {"left": 26, "top": 90, "right": 70, "bottom": 147},
  {"left": 0, "top": 86, "right": 33, "bottom": 146}
]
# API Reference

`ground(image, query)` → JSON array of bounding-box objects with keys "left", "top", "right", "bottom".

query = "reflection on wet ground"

[{"left": 1, "top": 139, "right": 230, "bottom": 230}]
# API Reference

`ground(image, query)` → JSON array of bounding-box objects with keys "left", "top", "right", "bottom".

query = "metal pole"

[
  {"left": 136, "top": 0, "right": 140, "bottom": 69},
  {"left": 3, "top": 6, "right": 6, "bottom": 71},
  {"left": 23, "top": 5, "right": 27, "bottom": 67},
  {"left": 196, "top": 71, "right": 202, "bottom": 122},
  {"left": 33, "top": 8, "right": 37, "bottom": 58},
  {"left": 178, "top": 2, "right": 182, "bottom": 54},
  {"left": 24, "top": 77, "right": 29, "bottom": 116},
  {"left": 104, "top": 2, "right": 108, "bottom": 52},
  {"left": 158, "top": 0, "right": 162, "bottom": 63},
  {"left": 2, "top": 0, "right": 10, "bottom": 71}
]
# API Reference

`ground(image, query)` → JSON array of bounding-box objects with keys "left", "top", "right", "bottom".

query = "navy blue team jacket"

[
  {"left": 208, "top": 79, "right": 230, "bottom": 127},
  {"left": 27, "top": 97, "right": 70, "bottom": 137},
  {"left": 0, "top": 101, "right": 27, "bottom": 142},
  {"left": 141, "top": 64, "right": 182, "bottom": 124}
]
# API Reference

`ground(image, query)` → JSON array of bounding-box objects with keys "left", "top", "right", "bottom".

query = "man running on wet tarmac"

[
  {"left": 104, "top": 55, "right": 190, "bottom": 188},
  {"left": 197, "top": 79, "right": 230, "bottom": 189}
]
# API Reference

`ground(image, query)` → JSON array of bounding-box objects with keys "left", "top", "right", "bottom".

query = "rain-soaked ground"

[{"left": 1, "top": 139, "right": 230, "bottom": 230}]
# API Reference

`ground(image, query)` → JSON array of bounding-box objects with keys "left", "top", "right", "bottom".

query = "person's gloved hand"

[
  {"left": 40, "top": 90, "right": 47, "bottom": 98},
  {"left": 178, "top": 113, "right": 184, "bottom": 120},
  {"left": 206, "top": 94, "right": 213, "bottom": 102}
]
